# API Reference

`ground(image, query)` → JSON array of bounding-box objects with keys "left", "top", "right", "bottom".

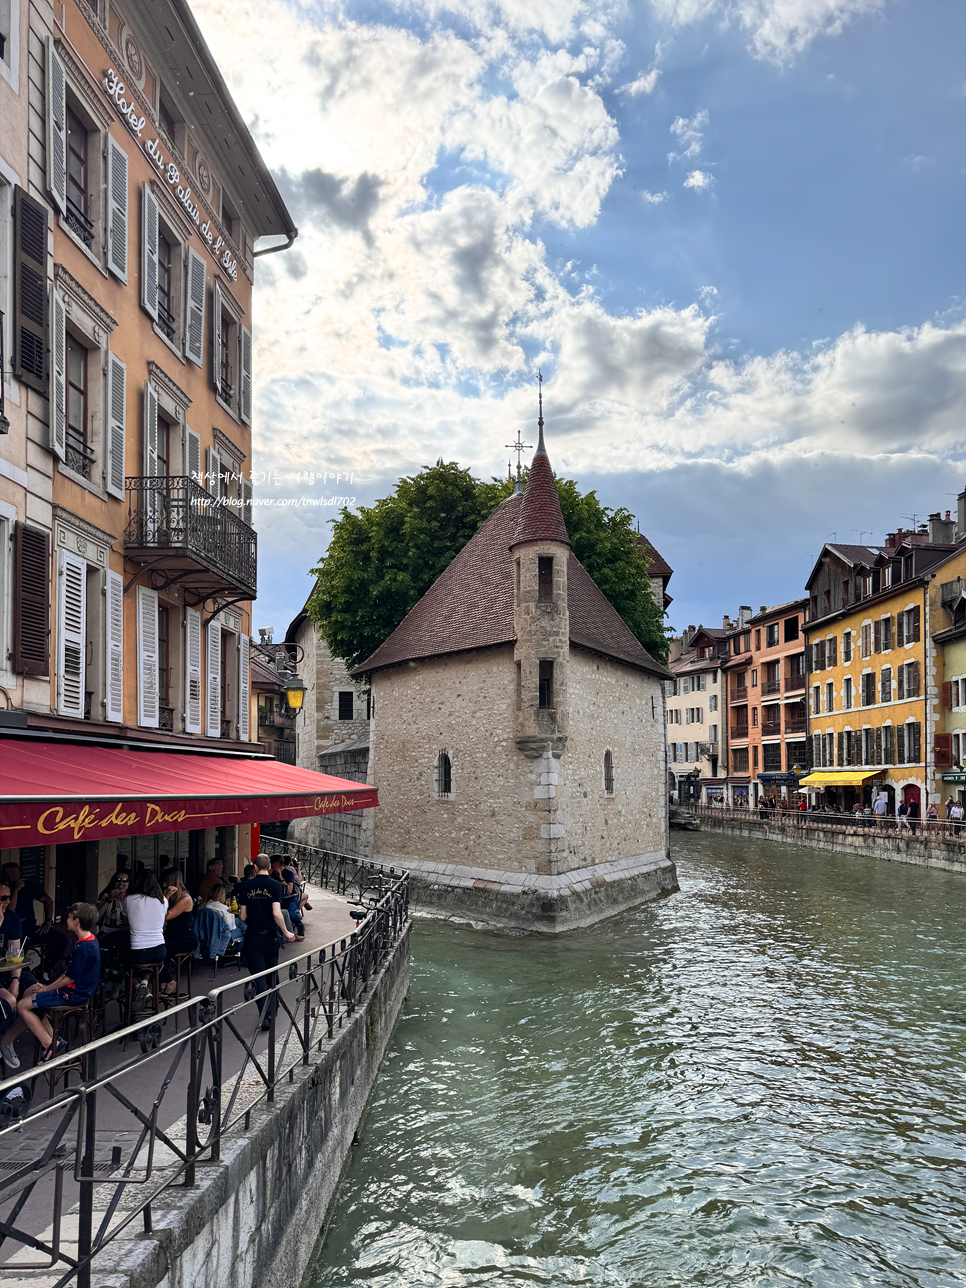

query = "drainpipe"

[{"left": 254, "top": 233, "right": 298, "bottom": 258}]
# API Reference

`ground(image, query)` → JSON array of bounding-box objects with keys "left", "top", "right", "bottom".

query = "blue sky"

[{"left": 193, "top": 0, "right": 966, "bottom": 641}]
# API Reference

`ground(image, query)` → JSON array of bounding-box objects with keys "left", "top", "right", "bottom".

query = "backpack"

[{"left": 0, "top": 1082, "right": 32, "bottom": 1125}]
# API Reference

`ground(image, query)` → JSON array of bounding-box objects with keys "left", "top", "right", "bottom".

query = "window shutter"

[
  {"left": 240, "top": 325, "right": 252, "bottom": 424},
  {"left": 909, "top": 661, "right": 919, "bottom": 698},
  {"left": 883, "top": 616, "right": 892, "bottom": 649},
  {"left": 207, "top": 446, "right": 221, "bottom": 499},
  {"left": 50, "top": 290, "right": 66, "bottom": 459},
  {"left": 106, "top": 353, "right": 126, "bottom": 499},
  {"left": 874, "top": 620, "right": 881, "bottom": 653},
  {"left": 184, "top": 607, "right": 203, "bottom": 734},
  {"left": 883, "top": 725, "right": 893, "bottom": 765},
  {"left": 13, "top": 523, "right": 50, "bottom": 675},
  {"left": 942, "top": 681, "right": 953, "bottom": 709},
  {"left": 136, "top": 585, "right": 159, "bottom": 727},
  {"left": 896, "top": 612, "right": 904, "bottom": 646},
  {"left": 185, "top": 426, "right": 201, "bottom": 484},
  {"left": 238, "top": 633, "right": 250, "bottom": 741},
  {"left": 185, "top": 249, "right": 206, "bottom": 365},
  {"left": 241, "top": 476, "right": 252, "bottom": 527},
  {"left": 105, "top": 569, "right": 124, "bottom": 722},
  {"left": 935, "top": 733, "right": 953, "bottom": 769},
  {"left": 45, "top": 37, "right": 67, "bottom": 214},
  {"left": 912, "top": 605, "right": 920, "bottom": 642},
  {"left": 837, "top": 731, "right": 844, "bottom": 766},
  {"left": 13, "top": 187, "right": 49, "bottom": 392},
  {"left": 875, "top": 727, "right": 882, "bottom": 766},
  {"left": 107, "top": 137, "right": 129, "bottom": 282},
  {"left": 912, "top": 722, "right": 921, "bottom": 763},
  {"left": 206, "top": 619, "right": 222, "bottom": 737},
  {"left": 829, "top": 637, "right": 837, "bottom": 667},
  {"left": 212, "top": 279, "right": 223, "bottom": 393},
  {"left": 896, "top": 724, "right": 905, "bottom": 764},
  {"left": 57, "top": 549, "right": 86, "bottom": 717},
  {"left": 143, "top": 383, "right": 158, "bottom": 477},
  {"left": 141, "top": 182, "right": 159, "bottom": 320}
]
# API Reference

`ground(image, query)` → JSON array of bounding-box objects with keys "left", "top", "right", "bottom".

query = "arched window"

[
  {"left": 435, "top": 750, "right": 453, "bottom": 798},
  {"left": 603, "top": 749, "right": 615, "bottom": 795}
]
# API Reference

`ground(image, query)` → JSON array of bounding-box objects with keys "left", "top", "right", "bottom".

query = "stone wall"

[
  {"left": 370, "top": 644, "right": 675, "bottom": 930},
  {"left": 689, "top": 811, "right": 966, "bottom": 873},
  {"left": 92, "top": 926, "right": 411, "bottom": 1288},
  {"left": 314, "top": 739, "right": 370, "bottom": 856}
]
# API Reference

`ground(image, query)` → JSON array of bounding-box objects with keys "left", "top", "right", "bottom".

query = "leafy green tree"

[{"left": 310, "top": 461, "right": 668, "bottom": 670}]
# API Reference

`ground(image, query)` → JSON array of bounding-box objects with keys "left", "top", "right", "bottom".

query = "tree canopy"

[{"left": 309, "top": 461, "right": 668, "bottom": 670}]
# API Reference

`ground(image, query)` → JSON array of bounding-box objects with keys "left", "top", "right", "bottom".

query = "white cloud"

[
  {"left": 621, "top": 67, "right": 662, "bottom": 95},
  {"left": 641, "top": 189, "right": 668, "bottom": 203},
  {"left": 684, "top": 168, "right": 714, "bottom": 188},
  {"left": 649, "top": 0, "right": 886, "bottom": 64},
  {"left": 669, "top": 109, "right": 709, "bottom": 162}
]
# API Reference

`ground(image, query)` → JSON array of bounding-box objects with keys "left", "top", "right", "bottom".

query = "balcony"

[
  {"left": 784, "top": 673, "right": 806, "bottom": 691},
  {"left": 761, "top": 679, "right": 781, "bottom": 696},
  {"left": 941, "top": 578, "right": 964, "bottom": 609},
  {"left": 157, "top": 300, "right": 177, "bottom": 342},
  {"left": 159, "top": 705, "right": 175, "bottom": 732},
  {"left": 220, "top": 717, "right": 233, "bottom": 740},
  {"left": 731, "top": 724, "right": 749, "bottom": 741},
  {"left": 65, "top": 195, "right": 94, "bottom": 248},
  {"left": 784, "top": 716, "right": 808, "bottom": 734},
  {"left": 258, "top": 708, "right": 294, "bottom": 729},
  {"left": 761, "top": 722, "right": 782, "bottom": 738},
  {"left": 125, "top": 475, "right": 256, "bottom": 599},
  {"left": 730, "top": 686, "right": 748, "bottom": 705}
]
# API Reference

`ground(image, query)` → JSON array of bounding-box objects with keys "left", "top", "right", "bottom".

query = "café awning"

[
  {"left": 0, "top": 739, "right": 378, "bottom": 849},
  {"left": 798, "top": 770, "right": 881, "bottom": 787}
]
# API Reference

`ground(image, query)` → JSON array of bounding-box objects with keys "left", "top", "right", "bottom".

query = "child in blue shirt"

[{"left": 8, "top": 903, "right": 101, "bottom": 1064}]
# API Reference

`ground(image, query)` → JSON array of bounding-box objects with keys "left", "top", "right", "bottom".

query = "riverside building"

[
  {"left": 665, "top": 624, "right": 730, "bottom": 804},
  {"left": 800, "top": 508, "right": 966, "bottom": 812},
  {"left": 0, "top": 0, "right": 376, "bottom": 899},
  {"left": 721, "top": 600, "right": 809, "bottom": 807},
  {"left": 352, "top": 412, "right": 677, "bottom": 932}
]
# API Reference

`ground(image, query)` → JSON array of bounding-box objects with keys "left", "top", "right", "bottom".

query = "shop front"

[
  {"left": 0, "top": 739, "right": 379, "bottom": 913},
  {"left": 798, "top": 769, "right": 883, "bottom": 812},
  {"left": 756, "top": 771, "right": 804, "bottom": 804},
  {"left": 941, "top": 768, "right": 966, "bottom": 809}
]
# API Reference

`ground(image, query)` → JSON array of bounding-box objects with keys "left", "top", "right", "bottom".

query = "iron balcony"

[{"left": 124, "top": 475, "right": 256, "bottom": 600}]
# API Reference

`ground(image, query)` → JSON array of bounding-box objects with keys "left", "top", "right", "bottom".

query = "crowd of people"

[
  {"left": 700, "top": 794, "right": 966, "bottom": 833},
  {"left": 0, "top": 851, "right": 310, "bottom": 1073}
]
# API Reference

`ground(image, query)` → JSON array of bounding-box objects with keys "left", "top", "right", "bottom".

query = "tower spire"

[{"left": 536, "top": 369, "right": 546, "bottom": 454}]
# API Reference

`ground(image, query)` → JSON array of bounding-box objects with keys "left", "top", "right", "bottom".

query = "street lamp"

[{"left": 284, "top": 673, "right": 306, "bottom": 710}]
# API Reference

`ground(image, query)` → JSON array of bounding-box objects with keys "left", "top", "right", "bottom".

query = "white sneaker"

[{"left": 1, "top": 1043, "right": 20, "bottom": 1069}]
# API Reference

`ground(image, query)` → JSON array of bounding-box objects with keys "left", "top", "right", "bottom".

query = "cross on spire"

[{"left": 506, "top": 424, "right": 533, "bottom": 485}]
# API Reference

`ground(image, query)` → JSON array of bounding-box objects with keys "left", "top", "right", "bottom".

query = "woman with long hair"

[{"left": 160, "top": 868, "right": 198, "bottom": 996}]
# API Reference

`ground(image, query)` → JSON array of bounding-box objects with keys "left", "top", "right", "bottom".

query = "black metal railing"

[
  {"left": 785, "top": 717, "right": 808, "bottom": 734},
  {"left": 731, "top": 725, "right": 749, "bottom": 740},
  {"left": 730, "top": 687, "right": 748, "bottom": 704},
  {"left": 65, "top": 195, "right": 95, "bottom": 248},
  {"left": 66, "top": 428, "right": 94, "bottom": 480},
  {"left": 0, "top": 854, "right": 409, "bottom": 1288},
  {"left": 784, "top": 673, "right": 806, "bottom": 691},
  {"left": 760, "top": 722, "right": 782, "bottom": 737},
  {"left": 157, "top": 300, "right": 176, "bottom": 341},
  {"left": 761, "top": 680, "right": 781, "bottom": 696},
  {"left": 680, "top": 802, "right": 966, "bottom": 840},
  {"left": 159, "top": 705, "right": 174, "bottom": 732},
  {"left": 124, "top": 475, "right": 257, "bottom": 598},
  {"left": 220, "top": 717, "right": 232, "bottom": 740}
]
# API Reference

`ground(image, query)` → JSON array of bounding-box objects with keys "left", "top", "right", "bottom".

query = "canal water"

[{"left": 306, "top": 833, "right": 966, "bottom": 1287}]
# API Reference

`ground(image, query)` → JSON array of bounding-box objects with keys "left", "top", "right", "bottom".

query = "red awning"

[{"left": 0, "top": 740, "right": 378, "bottom": 848}]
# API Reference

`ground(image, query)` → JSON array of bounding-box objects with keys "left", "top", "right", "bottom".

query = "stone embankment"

[{"left": 673, "top": 807, "right": 966, "bottom": 873}]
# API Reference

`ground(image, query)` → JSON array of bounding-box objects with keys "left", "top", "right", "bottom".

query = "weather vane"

[{"left": 506, "top": 426, "right": 532, "bottom": 483}]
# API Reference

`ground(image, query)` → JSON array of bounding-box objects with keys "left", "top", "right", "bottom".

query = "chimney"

[
  {"left": 722, "top": 614, "right": 731, "bottom": 630},
  {"left": 259, "top": 627, "right": 274, "bottom": 644},
  {"left": 929, "top": 510, "right": 956, "bottom": 545},
  {"left": 738, "top": 605, "right": 752, "bottom": 629},
  {"left": 687, "top": 625, "right": 696, "bottom": 643},
  {"left": 759, "top": 605, "right": 766, "bottom": 614},
  {"left": 958, "top": 490, "right": 966, "bottom": 543}
]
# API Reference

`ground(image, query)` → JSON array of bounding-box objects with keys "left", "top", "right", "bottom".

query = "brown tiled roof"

[
  {"left": 510, "top": 439, "right": 570, "bottom": 548},
  {"left": 352, "top": 491, "right": 670, "bottom": 679},
  {"left": 637, "top": 534, "right": 673, "bottom": 579}
]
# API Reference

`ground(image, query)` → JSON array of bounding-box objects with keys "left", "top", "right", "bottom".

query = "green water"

[{"left": 306, "top": 834, "right": 966, "bottom": 1287}]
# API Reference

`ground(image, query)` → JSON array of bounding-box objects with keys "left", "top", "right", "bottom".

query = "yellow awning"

[{"left": 798, "top": 771, "right": 882, "bottom": 786}]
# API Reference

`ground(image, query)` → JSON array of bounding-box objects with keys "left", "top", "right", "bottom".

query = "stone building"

[
  {"left": 352, "top": 419, "right": 677, "bottom": 932},
  {"left": 665, "top": 624, "right": 731, "bottom": 803}
]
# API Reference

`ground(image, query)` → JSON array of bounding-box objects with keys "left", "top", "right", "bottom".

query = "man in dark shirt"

[{"left": 238, "top": 854, "right": 294, "bottom": 1030}]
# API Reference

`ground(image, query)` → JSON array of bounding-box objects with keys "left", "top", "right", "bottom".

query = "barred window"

[{"left": 603, "top": 749, "right": 615, "bottom": 795}]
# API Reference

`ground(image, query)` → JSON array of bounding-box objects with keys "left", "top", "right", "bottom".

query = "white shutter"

[
  {"left": 46, "top": 37, "right": 67, "bottom": 214},
  {"left": 50, "top": 290, "right": 66, "bottom": 460},
  {"left": 185, "top": 249, "right": 206, "bottom": 365},
  {"left": 206, "top": 618, "right": 222, "bottom": 737},
  {"left": 57, "top": 550, "right": 86, "bottom": 717},
  {"left": 207, "top": 445, "right": 221, "bottom": 499},
  {"left": 107, "top": 137, "right": 129, "bottom": 283},
  {"left": 238, "top": 633, "right": 250, "bottom": 741},
  {"left": 137, "top": 585, "right": 159, "bottom": 727},
  {"left": 106, "top": 353, "right": 126, "bottom": 499},
  {"left": 241, "top": 476, "right": 252, "bottom": 527},
  {"left": 184, "top": 607, "right": 203, "bottom": 734},
  {"left": 143, "top": 384, "right": 158, "bottom": 477},
  {"left": 185, "top": 426, "right": 201, "bottom": 484},
  {"left": 240, "top": 325, "right": 252, "bottom": 423},
  {"left": 105, "top": 570, "right": 124, "bottom": 722},
  {"left": 212, "top": 279, "right": 223, "bottom": 394},
  {"left": 141, "top": 183, "right": 159, "bottom": 320}
]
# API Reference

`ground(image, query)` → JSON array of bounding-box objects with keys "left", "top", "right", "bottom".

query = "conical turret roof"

[{"left": 510, "top": 423, "right": 570, "bottom": 549}]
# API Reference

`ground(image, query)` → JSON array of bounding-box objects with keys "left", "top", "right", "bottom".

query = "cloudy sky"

[{"left": 192, "top": 0, "right": 966, "bottom": 640}]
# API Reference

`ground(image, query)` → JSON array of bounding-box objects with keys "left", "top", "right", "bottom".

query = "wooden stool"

[
  {"left": 37, "top": 1003, "right": 90, "bottom": 1096},
  {"left": 125, "top": 962, "right": 163, "bottom": 1027}
]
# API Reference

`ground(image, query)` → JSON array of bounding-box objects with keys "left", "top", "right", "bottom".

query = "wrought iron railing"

[
  {"left": 784, "top": 673, "right": 806, "bottom": 691},
  {"left": 679, "top": 802, "right": 966, "bottom": 840},
  {"left": 220, "top": 717, "right": 232, "bottom": 740},
  {"left": 65, "top": 195, "right": 94, "bottom": 248},
  {"left": 0, "top": 854, "right": 409, "bottom": 1288},
  {"left": 730, "top": 687, "right": 748, "bottom": 704},
  {"left": 730, "top": 725, "right": 749, "bottom": 740},
  {"left": 65, "top": 427, "right": 94, "bottom": 480},
  {"left": 785, "top": 717, "right": 808, "bottom": 734},
  {"left": 124, "top": 475, "right": 256, "bottom": 598},
  {"left": 761, "top": 680, "right": 781, "bottom": 696},
  {"left": 159, "top": 705, "right": 174, "bottom": 732},
  {"left": 157, "top": 300, "right": 176, "bottom": 341}
]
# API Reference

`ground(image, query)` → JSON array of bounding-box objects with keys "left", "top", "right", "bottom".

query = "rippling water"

[{"left": 306, "top": 834, "right": 966, "bottom": 1287}]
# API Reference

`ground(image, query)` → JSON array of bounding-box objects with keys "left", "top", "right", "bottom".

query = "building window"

[
  {"left": 881, "top": 667, "right": 892, "bottom": 703},
  {"left": 435, "top": 750, "right": 452, "bottom": 798},
  {"left": 603, "top": 749, "right": 614, "bottom": 795},
  {"left": 732, "top": 747, "right": 748, "bottom": 772},
  {"left": 538, "top": 556, "right": 553, "bottom": 602},
  {"left": 844, "top": 676, "right": 853, "bottom": 709},
  {"left": 157, "top": 602, "right": 171, "bottom": 722},
  {"left": 65, "top": 106, "right": 94, "bottom": 247},
  {"left": 861, "top": 672, "right": 876, "bottom": 706},
  {"left": 825, "top": 681, "right": 834, "bottom": 713},
  {"left": 158, "top": 83, "right": 182, "bottom": 145},
  {"left": 538, "top": 660, "right": 554, "bottom": 708},
  {"left": 753, "top": 745, "right": 759, "bottom": 768},
  {"left": 156, "top": 413, "right": 171, "bottom": 478},
  {"left": 842, "top": 630, "right": 852, "bottom": 663},
  {"left": 766, "top": 624, "right": 779, "bottom": 647},
  {"left": 338, "top": 690, "right": 354, "bottom": 720},
  {"left": 709, "top": 694, "right": 718, "bottom": 712},
  {"left": 784, "top": 616, "right": 799, "bottom": 642},
  {"left": 763, "top": 743, "right": 782, "bottom": 772},
  {"left": 65, "top": 335, "right": 92, "bottom": 479},
  {"left": 812, "top": 686, "right": 821, "bottom": 715},
  {"left": 157, "top": 231, "right": 175, "bottom": 340},
  {"left": 755, "top": 629, "right": 761, "bottom": 650}
]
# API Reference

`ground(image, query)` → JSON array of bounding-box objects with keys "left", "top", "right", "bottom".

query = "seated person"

[
  {"left": 161, "top": 870, "right": 198, "bottom": 996},
  {"left": 205, "top": 884, "right": 245, "bottom": 947},
  {"left": 96, "top": 871, "right": 130, "bottom": 958},
  {"left": 0, "top": 882, "right": 40, "bottom": 1069},
  {"left": 3, "top": 903, "right": 101, "bottom": 1064},
  {"left": 0, "top": 861, "right": 70, "bottom": 969},
  {"left": 197, "top": 859, "right": 236, "bottom": 903}
]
